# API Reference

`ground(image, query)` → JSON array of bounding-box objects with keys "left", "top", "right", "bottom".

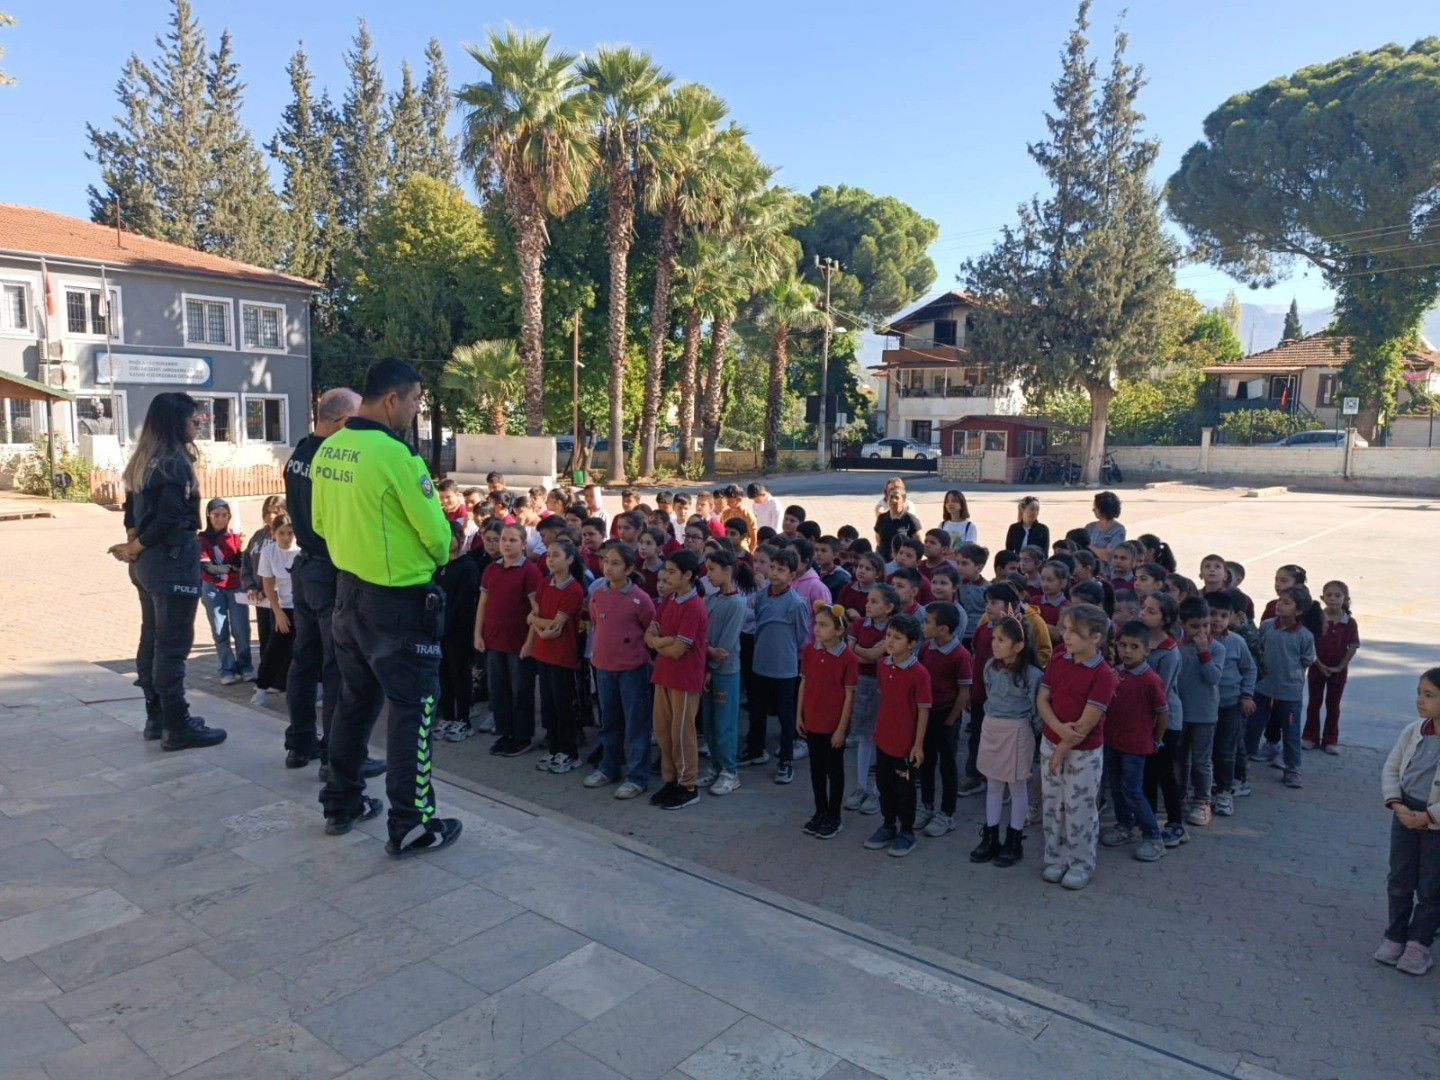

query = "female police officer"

[{"left": 108, "top": 392, "right": 227, "bottom": 750}]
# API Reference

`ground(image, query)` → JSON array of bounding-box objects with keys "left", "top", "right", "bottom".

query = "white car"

[
  {"left": 1267, "top": 430, "right": 1368, "bottom": 448},
  {"left": 860, "top": 437, "right": 933, "bottom": 461}
]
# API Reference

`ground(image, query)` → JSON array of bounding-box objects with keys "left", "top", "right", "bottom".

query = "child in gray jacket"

[
  {"left": 1246, "top": 586, "right": 1316, "bottom": 789},
  {"left": 1175, "top": 597, "right": 1223, "bottom": 827}
]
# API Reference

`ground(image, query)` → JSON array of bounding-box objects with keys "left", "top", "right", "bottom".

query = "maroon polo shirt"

[
  {"left": 1104, "top": 662, "right": 1168, "bottom": 756},
  {"left": 480, "top": 557, "right": 542, "bottom": 655},
  {"left": 531, "top": 576, "right": 583, "bottom": 669},
  {"left": 1040, "top": 650, "right": 1118, "bottom": 752},
  {"left": 800, "top": 643, "right": 859, "bottom": 735},
  {"left": 875, "top": 655, "right": 933, "bottom": 759},
  {"left": 652, "top": 588, "right": 708, "bottom": 694},
  {"left": 919, "top": 637, "right": 974, "bottom": 716}
]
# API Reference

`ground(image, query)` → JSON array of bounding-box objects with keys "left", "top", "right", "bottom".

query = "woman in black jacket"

[
  {"left": 1003, "top": 496, "right": 1050, "bottom": 555},
  {"left": 109, "top": 393, "right": 226, "bottom": 751}
]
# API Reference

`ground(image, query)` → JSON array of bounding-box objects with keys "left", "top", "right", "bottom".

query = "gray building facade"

[{"left": 0, "top": 205, "right": 318, "bottom": 469}]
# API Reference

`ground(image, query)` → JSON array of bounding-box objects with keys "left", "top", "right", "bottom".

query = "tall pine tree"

[
  {"left": 419, "top": 38, "right": 457, "bottom": 182},
  {"left": 334, "top": 19, "right": 387, "bottom": 241},
  {"left": 87, "top": 56, "right": 162, "bottom": 236},
  {"left": 269, "top": 45, "right": 340, "bottom": 285},
  {"left": 1281, "top": 298, "right": 1305, "bottom": 343},
  {"left": 964, "top": 1, "right": 1176, "bottom": 482},
  {"left": 137, "top": 0, "right": 210, "bottom": 249},
  {"left": 203, "top": 31, "right": 282, "bottom": 265},
  {"left": 386, "top": 61, "right": 427, "bottom": 187}
]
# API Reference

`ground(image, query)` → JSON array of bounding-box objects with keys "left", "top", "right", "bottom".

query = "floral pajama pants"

[{"left": 1040, "top": 739, "right": 1103, "bottom": 876}]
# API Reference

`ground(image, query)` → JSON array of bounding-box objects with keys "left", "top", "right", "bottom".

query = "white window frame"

[
  {"left": 191, "top": 392, "right": 240, "bottom": 445},
  {"left": 0, "top": 276, "right": 38, "bottom": 338},
  {"left": 60, "top": 281, "right": 123, "bottom": 342},
  {"left": 182, "top": 292, "right": 235, "bottom": 350},
  {"left": 0, "top": 397, "right": 49, "bottom": 446},
  {"left": 241, "top": 393, "right": 288, "bottom": 445},
  {"left": 239, "top": 301, "right": 287, "bottom": 354}
]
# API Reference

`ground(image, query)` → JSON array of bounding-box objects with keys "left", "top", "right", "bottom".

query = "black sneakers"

[
  {"left": 325, "top": 796, "right": 382, "bottom": 835},
  {"left": 814, "top": 817, "right": 843, "bottom": 840},
  {"left": 386, "top": 818, "right": 463, "bottom": 859},
  {"left": 286, "top": 748, "right": 315, "bottom": 769},
  {"left": 161, "top": 717, "right": 227, "bottom": 752},
  {"left": 649, "top": 781, "right": 680, "bottom": 806},
  {"left": 802, "top": 813, "right": 823, "bottom": 836},
  {"left": 660, "top": 786, "right": 699, "bottom": 810}
]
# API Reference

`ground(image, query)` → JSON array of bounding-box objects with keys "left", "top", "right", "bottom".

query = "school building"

[{"left": 0, "top": 204, "right": 319, "bottom": 480}]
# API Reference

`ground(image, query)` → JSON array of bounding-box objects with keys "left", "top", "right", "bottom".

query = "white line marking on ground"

[{"left": 1242, "top": 508, "right": 1389, "bottom": 562}]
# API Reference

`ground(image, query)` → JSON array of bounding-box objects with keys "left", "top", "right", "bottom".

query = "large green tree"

[
  {"left": 793, "top": 184, "right": 939, "bottom": 326},
  {"left": 748, "top": 271, "right": 824, "bottom": 468},
  {"left": 418, "top": 39, "right": 458, "bottom": 183},
  {"left": 348, "top": 176, "right": 502, "bottom": 470},
  {"left": 459, "top": 29, "right": 598, "bottom": 436},
  {"left": 1281, "top": 298, "right": 1305, "bottom": 343},
  {"left": 580, "top": 46, "right": 672, "bottom": 483},
  {"left": 963, "top": 2, "right": 1176, "bottom": 482},
  {"left": 1167, "top": 38, "right": 1440, "bottom": 437}
]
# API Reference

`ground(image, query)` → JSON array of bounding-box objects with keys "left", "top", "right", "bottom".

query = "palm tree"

[
  {"left": 672, "top": 234, "right": 736, "bottom": 467},
  {"left": 458, "top": 30, "right": 598, "bottom": 435},
  {"left": 638, "top": 84, "right": 730, "bottom": 476},
  {"left": 578, "top": 47, "right": 671, "bottom": 484},
  {"left": 441, "top": 339, "right": 523, "bottom": 436},
  {"left": 698, "top": 175, "right": 804, "bottom": 474},
  {"left": 749, "top": 271, "right": 823, "bottom": 468}
]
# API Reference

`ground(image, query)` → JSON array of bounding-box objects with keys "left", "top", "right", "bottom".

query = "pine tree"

[
  {"left": 138, "top": 0, "right": 211, "bottom": 249},
  {"left": 1282, "top": 298, "right": 1304, "bottom": 342},
  {"left": 418, "top": 38, "right": 457, "bottom": 182},
  {"left": 1221, "top": 290, "right": 1243, "bottom": 340},
  {"left": 270, "top": 45, "right": 340, "bottom": 283},
  {"left": 334, "top": 19, "right": 387, "bottom": 240},
  {"left": 86, "top": 56, "right": 162, "bottom": 236},
  {"left": 386, "top": 61, "right": 427, "bottom": 187},
  {"left": 203, "top": 30, "right": 281, "bottom": 266},
  {"left": 964, "top": 1, "right": 1176, "bottom": 483}
]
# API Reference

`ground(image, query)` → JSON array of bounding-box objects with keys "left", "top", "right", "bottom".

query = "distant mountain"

[{"left": 1239, "top": 302, "right": 1440, "bottom": 355}]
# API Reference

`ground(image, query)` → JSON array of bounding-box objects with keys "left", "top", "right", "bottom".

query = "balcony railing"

[{"left": 897, "top": 384, "right": 992, "bottom": 398}]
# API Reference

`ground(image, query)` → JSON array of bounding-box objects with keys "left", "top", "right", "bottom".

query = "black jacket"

[
  {"left": 1004, "top": 521, "right": 1050, "bottom": 555},
  {"left": 283, "top": 433, "right": 329, "bottom": 561},
  {"left": 123, "top": 452, "right": 200, "bottom": 548}
]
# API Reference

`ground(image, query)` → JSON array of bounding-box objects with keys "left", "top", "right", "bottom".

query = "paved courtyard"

[{"left": 1, "top": 476, "right": 1437, "bottom": 1078}]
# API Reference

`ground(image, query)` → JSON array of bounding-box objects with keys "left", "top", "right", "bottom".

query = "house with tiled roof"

[
  {"left": 0, "top": 204, "right": 319, "bottom": 471},
  {"left": 1202, "top": 333, "right": 1440, "bottom": 419},
  {"left": 869, "top": 291, "right": 1023, "bottom": 449}
]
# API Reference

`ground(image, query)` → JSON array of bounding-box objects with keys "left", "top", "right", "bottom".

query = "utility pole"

[
  {"left": 571, "top": 311, "right": 581, "bottom": 477},
  {"left": 815, "top": 256, "right": 840, "bottom": 470}
]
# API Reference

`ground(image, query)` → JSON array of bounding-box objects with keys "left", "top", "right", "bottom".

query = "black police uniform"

[{"left": 123, "top": 452, "right": 225, "bottom": 748}]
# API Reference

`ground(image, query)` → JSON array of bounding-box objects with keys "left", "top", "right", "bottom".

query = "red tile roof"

[
  {"left": 0, "top": 204, "right": 320, "bottom": 290},
  {"left": 1216, "top": 333, "right": 1439, "bottom": 371}
]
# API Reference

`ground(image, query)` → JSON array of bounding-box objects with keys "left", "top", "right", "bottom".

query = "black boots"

[
  {"left": 142, "top": 698, "right": 164, "bottom": 742},
  {"left": 993, "top": 827, "right": 1025, "bottom": 868},
  {"left": 161, "top": 713, "right": 227, "bottom": 752},
  {"left": 969, "top": 824, "right": 1001, "bottom": 863}
]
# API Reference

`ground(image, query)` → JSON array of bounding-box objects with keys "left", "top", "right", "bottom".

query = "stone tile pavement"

[{"left": 0, "top": 659, "right": 1281, "bottom": 1079}]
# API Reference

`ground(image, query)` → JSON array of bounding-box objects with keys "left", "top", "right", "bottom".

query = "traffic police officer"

[
  {"left": 312, "top": 359, "right": 462, "bottom": 855},
  {"left": 280, "top": 386, "right": 384, "bottom": 782}
]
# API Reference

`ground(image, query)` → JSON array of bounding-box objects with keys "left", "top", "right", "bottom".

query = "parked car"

[
  {"left": 860, "top": 437, "right": 933, "bottom": 460},
  {"left": 555, "top": 434, "right": 632, "bottom": 455},
  {"left": 668, "top": 438, "right": 733, "bottom": 453},
  {"left": 1267, "top": 430, "right": 1368, "bottom": 449}
]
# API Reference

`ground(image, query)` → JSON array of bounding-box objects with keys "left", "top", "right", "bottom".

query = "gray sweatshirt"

[
  {"left": 704, "top": 590, "right": 747, "bottom": 677},
  {"left": 1148, "top": 639, "right": 1183, "bottom": 732},
  {"left": 1254, "top": 619, "right": 1316, "bottom": 702},
  {"left": 1215, "top": 630, "right": 1256, "bottom": 706},
  {"left": 1175, "top": 637, "right": 1222, "bottom": 725}
]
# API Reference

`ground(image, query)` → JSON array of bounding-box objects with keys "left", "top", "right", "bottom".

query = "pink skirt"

[{"left": 978, "top": 715, "right": 1036, "bottom": 784}]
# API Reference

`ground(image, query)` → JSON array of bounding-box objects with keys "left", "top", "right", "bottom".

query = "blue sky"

[{"left": 3, "top": 0, "right": 1435, "bottom": 321}]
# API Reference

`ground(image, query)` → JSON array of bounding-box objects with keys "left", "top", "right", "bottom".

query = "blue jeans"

[
  {"left": 595, "top": 666, "right": 652, "bottom": 786},
  {"left": 200, "top": 582, "right": 251, "bottom": 676},
  {"left": 1106, "top": 747, "right": 1160, "bottom": 839},
  {"left": 701, "top": 671, "right": 741, "bottom": 775},
  {"left": 1246, "top": 696, "right": 1302, "bottom": 770}
]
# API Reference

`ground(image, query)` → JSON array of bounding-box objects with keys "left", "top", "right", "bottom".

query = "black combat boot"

[{"left": 968, "top": 824, "right": 1001, "bottom": 863}]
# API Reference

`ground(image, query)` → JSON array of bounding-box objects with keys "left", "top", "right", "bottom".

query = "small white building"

[{"left": 869, "top": 291, "right": 1023, "bottom": 449}]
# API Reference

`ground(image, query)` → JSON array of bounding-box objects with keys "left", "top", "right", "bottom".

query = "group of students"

[
  {"left": 196, "top": 493, "right": 300, "bottom": 706},
  {"left": 425, "top": 477, "right": 1383, "bottom": 892}
]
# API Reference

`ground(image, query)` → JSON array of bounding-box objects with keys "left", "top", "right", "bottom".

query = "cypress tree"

[
  {"left": 386, "top": 61, "right": 427, "bottom": 187},
  {"left": 270, "top": 44, "right": 340, "bottom": 284},
  {"left": 334, "top": 19, "right": 387, "bottom": 240},
  {"left": 203, "top": 30, "right": 282, "bottom": 266},
  {"left": 140, "top": 0, "right": 211, "bottom": 249},
  {"left": 86, "top": 56, "right": 162, "bottom": 236},
  {"left": 1281, "top": 298, "right": 1304, "bottom": 342},
  {"left": 418, "top": 38, "right": 457, "bottom": 182}
]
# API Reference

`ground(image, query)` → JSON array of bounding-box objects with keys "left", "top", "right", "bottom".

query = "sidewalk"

[{"left": 0, "top": 659, "right": 1282, "bottom": 1079}]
